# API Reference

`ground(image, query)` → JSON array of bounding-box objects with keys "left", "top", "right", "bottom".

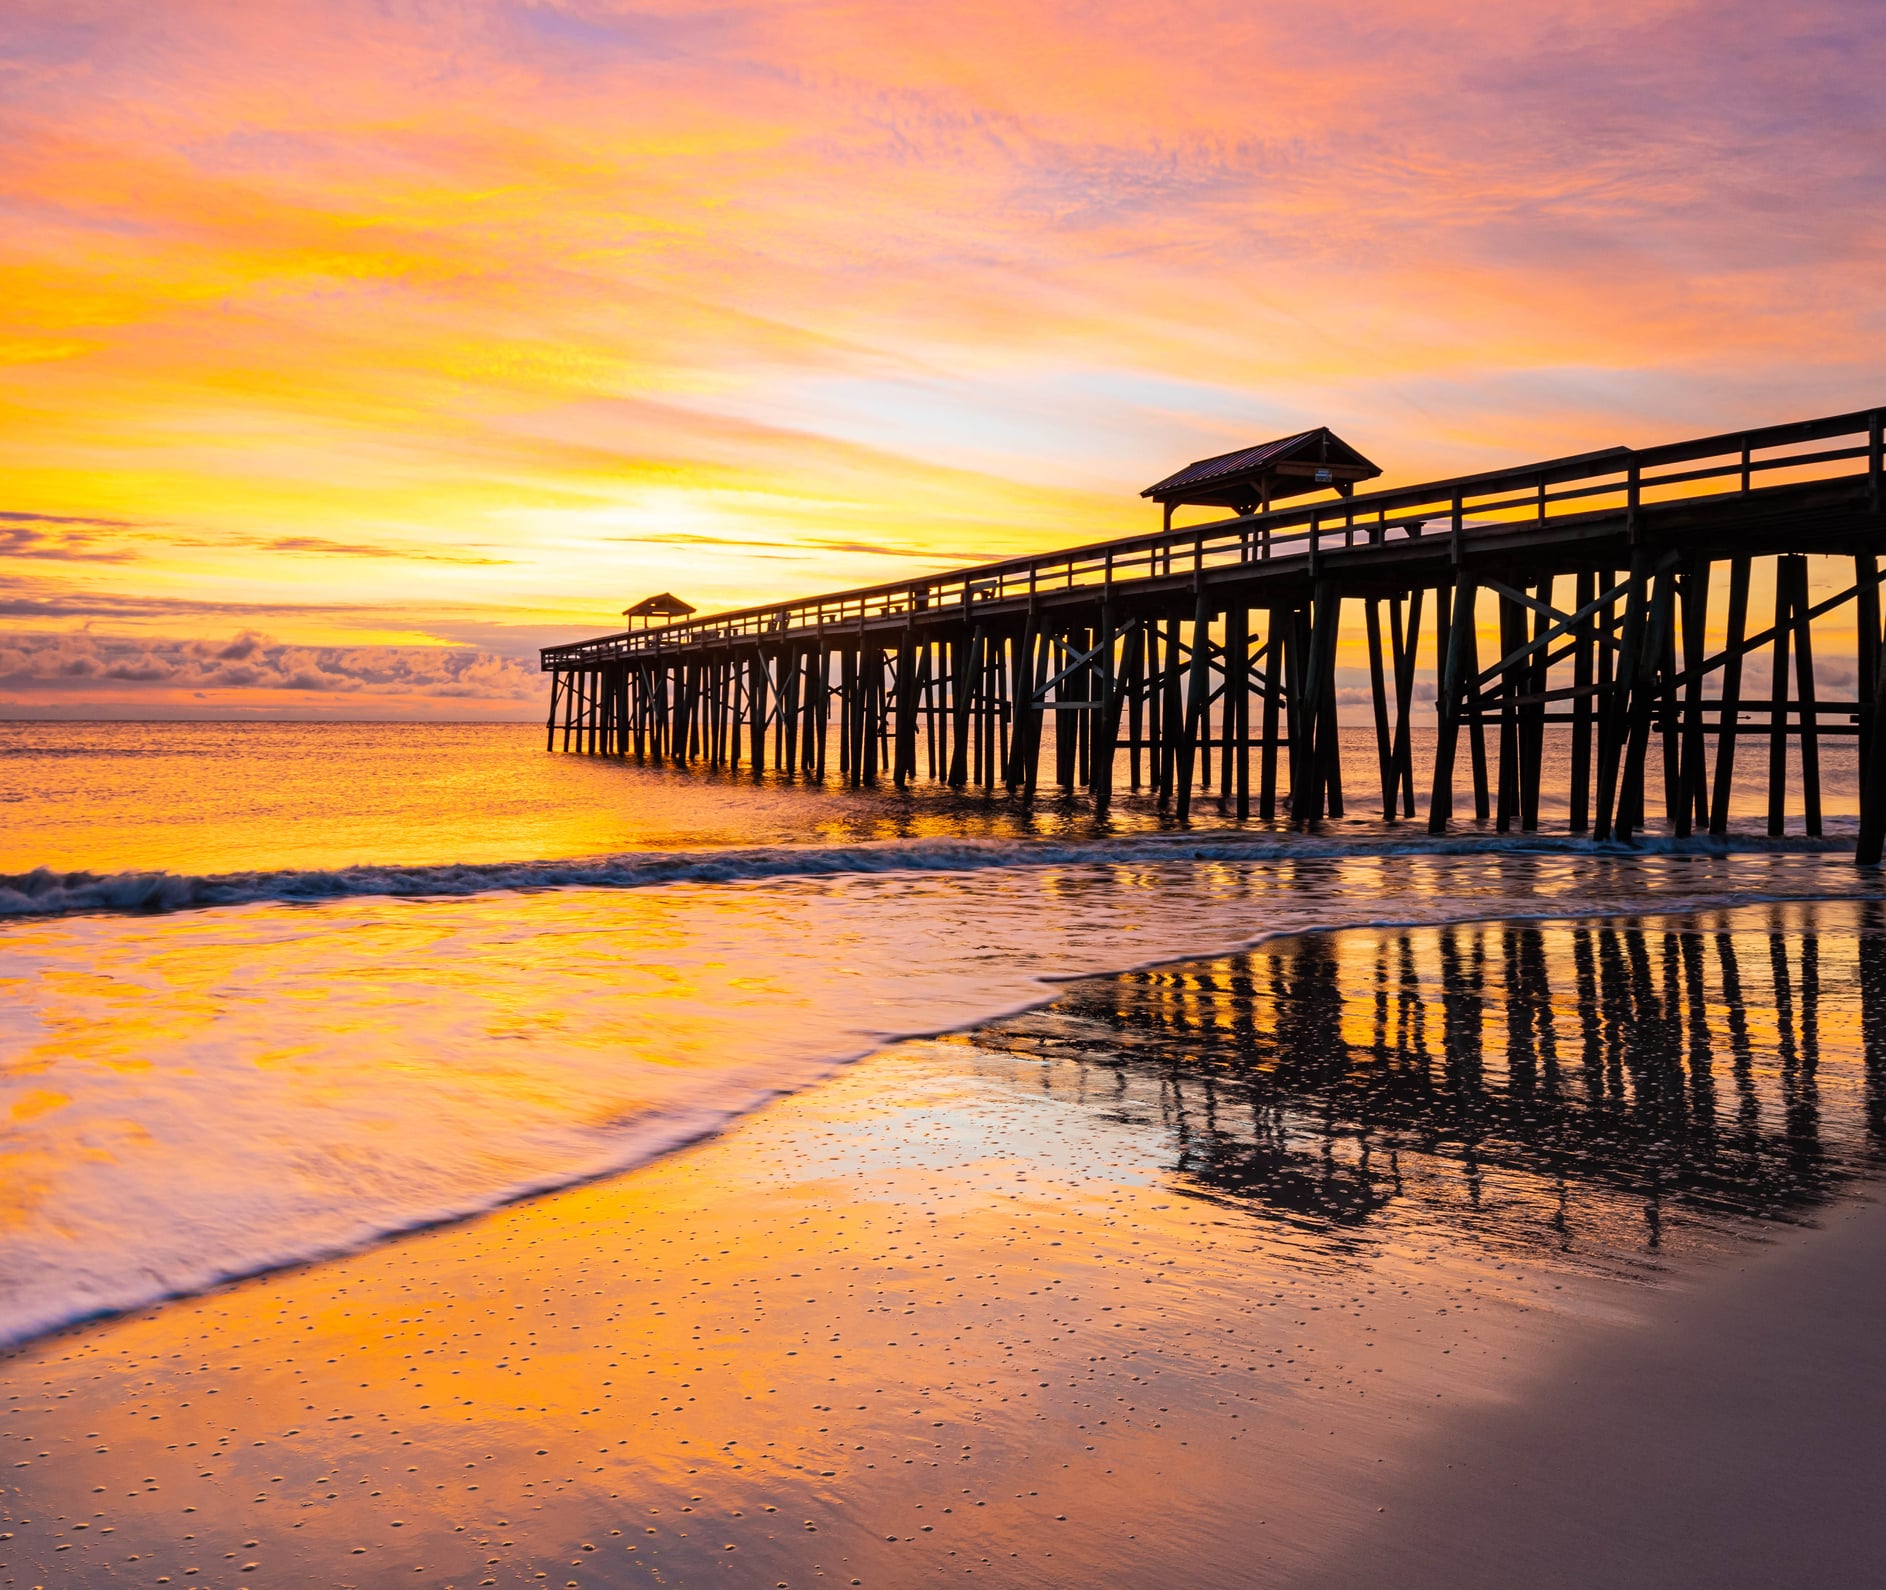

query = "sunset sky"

[{"left": 4, "top": 0, "right": 1882, "bottom": 717}]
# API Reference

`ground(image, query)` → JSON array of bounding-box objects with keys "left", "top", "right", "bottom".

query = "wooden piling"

[
  {"left": 1675, "top": 559, "right": 1707, "bottom": 837},
  {"left": 1390, "top": 590, "right": 1422, "bottom": 819},
  {"left": 1175, "top": 597, "right": 1211, "bottom": 819},
  {"left": 1259, "top": 608, "right": 1284, "bottom": 821},
  {"left": 1519, "top": 582, "right": 1549, "bottom": 831},
  {"left": 1709, "top": 557, "right": 1751, "bottom": 836},
  {"left": 1427, "top": 581, "right": 1465, "bottom": 834},
  {"left": 1788, "top": 557, "right": 1822, "bottom": 836},
  {"left": 1768, "top": 559, "right": 1793, "bottom": 837},
  {"left": 1367, "top": 598, "right": 1395, "bottom": 821}
]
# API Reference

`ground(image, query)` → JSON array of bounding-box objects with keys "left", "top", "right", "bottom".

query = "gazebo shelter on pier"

[
  {"left": 1142, "top": 427, "right": 1383, "bottom": 529},
  {"left": 622, "top": 593, "right": 696, "bottom": 630}
]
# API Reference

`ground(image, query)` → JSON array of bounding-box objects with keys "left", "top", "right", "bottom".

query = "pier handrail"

[{"left": 543, "top": 406, "right": 1883, "bottom": 668}]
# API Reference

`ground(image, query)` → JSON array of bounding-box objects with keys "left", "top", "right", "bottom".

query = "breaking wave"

[{"left": 0, "top": 827, "right": 1860, "bottom": 922}]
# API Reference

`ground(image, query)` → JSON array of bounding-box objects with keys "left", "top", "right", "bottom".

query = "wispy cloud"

[
  {"left": 603, "top": 531, "right": 998, "bottom": 565},
  {"left": 259, "top": 535, "right": 512, "bottom": 565},
  {"left": 2, "top": 513, "right": 514, "bottom": 566},
  {"left": 0, "top": 522, "right": 139, "bottom": 562},
  {"left": 0, "top": 573, "right": 368, "bottom": 623},
  {"left": 0, "top": 510, "right": 142, "bottom": 529}
]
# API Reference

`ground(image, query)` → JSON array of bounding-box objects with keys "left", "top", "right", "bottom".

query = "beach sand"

[
  {"left": 1308, "top": 1190, "right": 1886, "bottom": 1589},
  {"left": 4, "top": 908, "right": 1883, "bottom": 1587}
]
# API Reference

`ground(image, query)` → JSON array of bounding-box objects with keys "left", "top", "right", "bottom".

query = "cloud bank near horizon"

[{"left": 0, "top": 629, "right": 541, "bottom": 718}]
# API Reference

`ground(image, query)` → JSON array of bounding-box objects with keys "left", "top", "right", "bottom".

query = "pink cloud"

[{"left": 0, "top": 630, "right": 540, "bottom": 703}]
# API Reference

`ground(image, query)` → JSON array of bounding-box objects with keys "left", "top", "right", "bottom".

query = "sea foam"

[{"left": 0, "top": 826, "right": 1855, "bottom": 921}]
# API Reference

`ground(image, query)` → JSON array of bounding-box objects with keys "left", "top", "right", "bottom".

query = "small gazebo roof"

[
  {"left": 1142, "top": 428, "right": 1382, "bottom": 515},
  {"left": 622, "top": 592, "right": 696, "bottom": 624}
]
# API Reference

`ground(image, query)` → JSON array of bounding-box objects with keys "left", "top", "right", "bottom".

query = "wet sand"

[
  {"left": 4, "top": 904, "right": 1884, "bottom": 1587},
  {"left": 1310, "top": 1190, "right": 1886, "bottom": 1589}
]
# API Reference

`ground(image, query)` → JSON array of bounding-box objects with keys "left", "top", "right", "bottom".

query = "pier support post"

[
  {"left": 948, "top": 629, "right": 981, "bottom": 788},
  {"left": 1428, "top": 579, "right": 1471, "bottom": 833},
  {"left": 1520, "top": 583, "right": 1549, "bottom": 831},
  {"left": 1020, "top": 627, "right": 1049, "bottom": 800},
  {"left": 1613, "top": 558, "right": 1674, "bottom": 844},
  {"left": 1390, "top": 591, "right": 1422, "bottom": 819},
  {"left": 749, "top": 650, "right": 768, "bottom": 776},
  {"left": 1709, "top": 557, "right": 1751, "bottom": 835},
  {"left": 1176, "top": 594, "right": 1211, "bottom": 819},
  {"left": 1674, "top": 559, "right": 1709, "bottom": 837},
  {"left": 1367, "top": 598, "right": 1394, "bottom": 821},
  {"left": 1226, "top": 604, "right": 1251, "bottom": 819},
  {"left": 1093, "top": 605, "right": 1128, "bottom": 815},
  {"left": 1089, "top": 608, "right": 1114, "bottom": 806},
  {"left": 1857, "top": 556, "right": 1886, "bottom": 863},
  {"left": 894, "top": 635, "right": 918, "bottom": 787},
  {"left": 812, "top": 646, "right": 829, "bottom": 781},
  {"left": 1463, "top": 590, "right": 1490, "bottom": 822},
  {"left": 1496, "top": 590, "right": 1524, "bottom": 832},
  {"left": 1294, "top": 581, "right": 1341, "bottom": 826},
  {"left": 1768, "top": 557, "right": 1794, "bottom": 837},
  {"left": 1159, "top": 616, "right": 1184, "bottom": 807},
  {"left": 1260, "top": 607, "right": 1284, "bottom": 821},
  {"left": 1569, "top": 571, "right": 1595, "bottom": 831},
  {"left": 1789, "top": 556, "right": 1822, "bottom": 836},
  {"left": 1595, "top": 552, "right": 1651, "bottom": 840},
  {"left": 1317, "top": 587, "right": 1345, "bottom": 819}
]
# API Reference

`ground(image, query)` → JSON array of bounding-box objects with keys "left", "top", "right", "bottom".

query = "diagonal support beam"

[
  {"left": 1473, "top": 572, "right": 1639, "bottom": 692},
  {"left": 1033, "top": 620, "right": 1136, "bottom": 703}
]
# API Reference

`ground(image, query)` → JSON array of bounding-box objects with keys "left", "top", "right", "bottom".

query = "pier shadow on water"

[{"left": 969, "top": 898, "right": 1886, "bottom": 1276}]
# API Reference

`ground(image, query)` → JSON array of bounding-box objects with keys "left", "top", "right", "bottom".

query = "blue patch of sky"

[
  {"left": 692, "top": 367, "right": 1314, "bottom": 492},
  {"left": 1375, "top": 366, "right": 1880, "bottom": 456},
  {"left": 0, "top": 11, "right": 104, "bottom": 70},
  {"left": 493, "top": 1, "right": 754, "bottom": 65},
  {"left": 0, "top": 190, "right": 164, "bottom": 237}
]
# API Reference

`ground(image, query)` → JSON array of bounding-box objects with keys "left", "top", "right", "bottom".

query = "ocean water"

[{"left": 0, "top": 720, "right": 1879, "bottom": 1352}]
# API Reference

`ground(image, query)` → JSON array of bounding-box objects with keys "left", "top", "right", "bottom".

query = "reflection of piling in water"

[
  {"left": 974, "top": 910, "right": 1886, "bottom": 1251},
  {"left": 1862, "top": 902, "right": 1886, "bottom": 1146},
  {"left": 544, "top": 408, "right": 1886, "bottom": 857}
]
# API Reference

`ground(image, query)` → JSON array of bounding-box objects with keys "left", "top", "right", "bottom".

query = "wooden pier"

[{"left": 541, "top": 406, "right": 1886, "bottom": 860}]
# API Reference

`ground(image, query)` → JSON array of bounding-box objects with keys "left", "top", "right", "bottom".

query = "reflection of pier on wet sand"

[{"left": 976, "top": 901, "right": 1886, "bottom": 1262}]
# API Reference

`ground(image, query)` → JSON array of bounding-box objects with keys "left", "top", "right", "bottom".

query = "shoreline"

[
  {"left": 6, "top": 901, "right": 1884, "bottom": 1586},
  {"left": 0, "top": 1036, "right": 1644, "bottom": 1587},
  {"left": 4, "top": 868, "right": 1880, "bottom": 1361}
]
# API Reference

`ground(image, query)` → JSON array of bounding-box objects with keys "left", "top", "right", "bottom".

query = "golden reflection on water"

[
  {"left": 1, "top": 721, "right": 1320, "bottom": 878},
  {"left": 3, "top": 721, "right": 1865, "bottom": 880},
  {"left": 13, "top": 848, "right": 1769, "bottom": 1343},
  {"left": 3, "top": 901, "right": 1884, "bottom": 1587}
]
